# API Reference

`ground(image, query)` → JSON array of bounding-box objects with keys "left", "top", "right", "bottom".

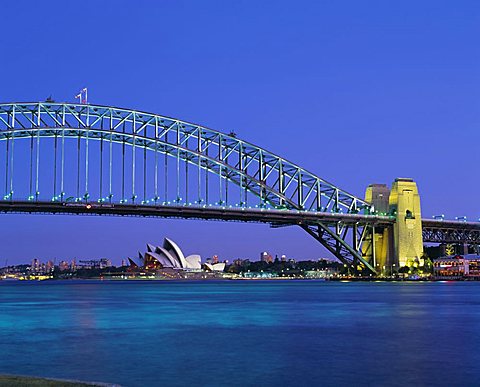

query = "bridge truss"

[
  {"left": 0, "top": 102, "right": 383, "bottom": 272},
  {"left": 422, "top": 219, "right": 480, "bottom": 245}
]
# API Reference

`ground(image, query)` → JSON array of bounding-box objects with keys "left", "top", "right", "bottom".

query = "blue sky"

[{"left": 0, "top": 0, "right": 479, "bottom": 264}]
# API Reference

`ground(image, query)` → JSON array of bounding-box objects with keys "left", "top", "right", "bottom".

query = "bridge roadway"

[
  {"left": 1, "top": 201, "right": 479, "bottom": 245},
  {"left": 422, "top": 219, "right": 480, "bottom": 244},
  {"left": 0, "top": 200, "right": 393, "bottom": 226}
]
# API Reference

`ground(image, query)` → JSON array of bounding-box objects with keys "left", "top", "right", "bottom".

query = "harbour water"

[{"left": 0, "top": 280, "right": 479, "bottom": 386}]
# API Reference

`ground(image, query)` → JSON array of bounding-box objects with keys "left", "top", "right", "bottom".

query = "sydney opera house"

[{"left": 128, "top": 238, "right": 225, "bottom": 272}]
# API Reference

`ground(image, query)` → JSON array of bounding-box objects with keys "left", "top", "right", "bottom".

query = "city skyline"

[
  {"left": 0, "top": 0, "right": 479, "bottom": 264},
  {"left": 0, "top": 234, "right": 322, "bottom": 268}
]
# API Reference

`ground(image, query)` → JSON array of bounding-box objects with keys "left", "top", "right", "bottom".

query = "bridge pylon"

[
  {"left": 363, "top": 178, "right": 424, "bottom": 274},
  {"left": 362, "top": 184, "right": 393, "bottom": 274}
]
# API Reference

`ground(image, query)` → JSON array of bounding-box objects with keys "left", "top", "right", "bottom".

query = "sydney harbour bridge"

[{"left": 0, "top": 102, "right": 478, "bottom": 274}]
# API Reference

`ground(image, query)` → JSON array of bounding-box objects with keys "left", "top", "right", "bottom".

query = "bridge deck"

[
  {"left": 422, "top": 219, "right": 480, "bottom": 244},
  {"left": 0, "top": 201, "right": 394, "bottom": 226},
  {"left": 2, "top": 201, "right": 478, "bottom": 242}
]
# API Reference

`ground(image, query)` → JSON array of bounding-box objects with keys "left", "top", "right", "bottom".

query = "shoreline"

[
  {"left": 0, "top": 276, "right": 477, "bottom": 282},
  {"left": 0, "top": 374, "right": 120, "bottom": 386}
]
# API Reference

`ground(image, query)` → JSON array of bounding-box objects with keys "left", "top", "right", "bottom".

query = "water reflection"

[{"left": 0, "top": 281, "right": 479, "bottom": 386}]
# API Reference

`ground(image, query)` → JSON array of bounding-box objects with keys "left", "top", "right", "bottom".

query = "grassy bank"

[{"left": 0, "top": 375, "right": 117, "bottom": 386}]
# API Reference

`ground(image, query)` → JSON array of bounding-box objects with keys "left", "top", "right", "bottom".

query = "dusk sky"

[{"left": 0, "top": 0, "right": 479, "bottom": 265}]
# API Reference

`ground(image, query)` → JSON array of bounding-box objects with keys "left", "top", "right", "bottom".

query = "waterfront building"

[
  {"left": 304, "top": 268, "right": 338, "bottom": 279},
  {"left": 205, "top": 256, "right": 219, "bottom": 265},
  {"left": 243, "top": 271, "right": 276, "bottom": 279},
  {"left": 433, "top": 255, "right": 480, "bottom": 278},
  {"left": 203, "top": 262, "right": 226, "bottom": 272},
  {"left": 130, "top": 238, "right": 202, "bottom": 270}
]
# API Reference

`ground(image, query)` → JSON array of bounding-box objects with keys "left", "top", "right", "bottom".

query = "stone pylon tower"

[
  {"left": 389, "top": 178, "right": 424, "bottom": 267},
  {"left": 362, "top": 184, "right": 393, "bottom": 272},
  {"left": 363, "top": 179, "right": 424, "bottom": 272}
]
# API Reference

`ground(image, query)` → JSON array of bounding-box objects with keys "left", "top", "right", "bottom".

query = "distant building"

[
  {"left": 78, "top": 259, "right": 112, "bottom": 269},
  {"left": 31, "top": 258, "right": 40, "bottom": 271},
  {"left": 233, "top": 258, "right": 250, "bottom": 266},
  {"left": 45, "top": 260, "right": 54, "bottom": 272},
  {"left": 304, "top": 268, "right": 338, "bottom": 278},
  {"left": 243, "top": 271, "right": 275, "bottom": 279},
  {"left": 58, "top": 261, "right": 70, "bottom": 271},
  {"left": 99, "top": 259, "right": 112, "bottom": 269},
  {"left": 261, "top": 252, "right": 273, "bottom": 263}
]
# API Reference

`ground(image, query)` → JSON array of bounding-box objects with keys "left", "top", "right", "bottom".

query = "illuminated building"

[
  {"left": 78, "top": 259, "right": 112, "bottom": 269},
  {"left": 203, "top": 255, "right": 225, "bottom": 271},
  {"left": 31, "top": 258, "right": 40, "bottom": 271},
  {"left": 45, "top": 260, "right": 54, "bottom": 272},
  {"left": 434, "top": 255, "right": 480, "bottom": 278},
  {"left": 304, "top": 268, "right": 338, "bottom": 278},
  {"left": 58, "top": 261, "right": 69, "bottom": 271},
  {"left": 203, "top": 262, "right": 226, "bottom": 272},
  {"left": 99, "top": 259, "right": 112, "bottom": 269},
  {"left": 130, "top": 238, "right": 201, "bottom": 270}
]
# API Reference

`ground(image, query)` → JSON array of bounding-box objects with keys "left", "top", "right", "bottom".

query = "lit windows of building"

[
  {"left": 45, "top": 260, "right": 54, "bottom": 272},
  {"left": 58, "top": 261, "right": 70, "bottom": 271},
  {"left": 31, "top": 258, "right": 40, "bottom": 272},
  {"left": 433, "top": 254, "right": 480, "bottom": 278}
]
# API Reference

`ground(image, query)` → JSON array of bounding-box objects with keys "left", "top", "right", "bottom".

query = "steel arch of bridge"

[{"left": 0, "top": 102, "right": 378, "bottom": 272}]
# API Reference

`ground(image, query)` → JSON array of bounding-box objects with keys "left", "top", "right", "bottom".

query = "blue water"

[{"left": 0, "top": 280, "right": 479, "bottom": 386}]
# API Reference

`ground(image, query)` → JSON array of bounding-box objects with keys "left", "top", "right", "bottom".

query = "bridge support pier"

[
  {"left": 362, "top": 184, "right": 393, "bottom": 274},
  {"left": 363, "top": 179, "right": 424, "bottom": 274}
]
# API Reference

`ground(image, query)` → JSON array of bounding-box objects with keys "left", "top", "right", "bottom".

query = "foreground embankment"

[{"left": 0, "top": 374, "right": 119, "bottom": 386}]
